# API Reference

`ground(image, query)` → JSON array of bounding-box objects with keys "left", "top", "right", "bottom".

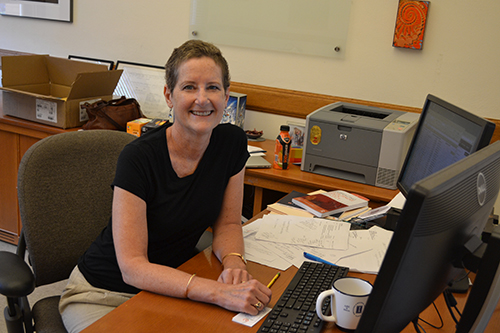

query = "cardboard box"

[
  {"left": 141, "top": 119, "right": 168, "bottom": 136},
  {"left": 221, "top": 92, "right": 246, "bottom": 129},
  {"left": 0, "top": 55, "right": 122, "bottom": 129},
  {"left": 127, "top": 118, "right": 151, "bottom": 137}
]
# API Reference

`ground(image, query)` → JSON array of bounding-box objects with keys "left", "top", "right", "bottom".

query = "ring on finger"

[{"left": 253, "top": 301, "right": 263, "bottom": 310}]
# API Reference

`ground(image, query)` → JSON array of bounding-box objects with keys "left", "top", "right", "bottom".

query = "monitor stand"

[{"left": 455, "top": 224, "right": 500, "bottom": 332}]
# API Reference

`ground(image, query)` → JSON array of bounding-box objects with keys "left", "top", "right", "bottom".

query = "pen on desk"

[
  {"left": 303, "top": 252, "right": 337, "bottom": 267},
  {"left": 267, "top": 272, "right": 280, "bottom": 288}
]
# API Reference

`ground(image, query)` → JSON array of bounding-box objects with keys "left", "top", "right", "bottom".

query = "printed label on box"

[
  {"left": 79, "top": 99, "right": 101, "bottom": 122},
  {"left": 36, "top": 99, "right": 57, "bottom": 123}
]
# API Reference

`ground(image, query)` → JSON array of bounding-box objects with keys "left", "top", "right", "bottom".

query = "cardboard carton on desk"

[
  {"left": 127, "top": 118, "right": 169, "bottom": 137},
  {"left": 127, "top": 118, "right": 151, "bottom": 137},
  {"left": 0, "top": 55, "right": 122, "bottom": 129},
  {"left": 141, "top": 118, "right": 168, "bottom": 136}
]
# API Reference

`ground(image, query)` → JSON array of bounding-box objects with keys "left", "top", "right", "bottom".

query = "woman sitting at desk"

[{"left": 59, "top": 40, "right": 272, "bottom": 333}]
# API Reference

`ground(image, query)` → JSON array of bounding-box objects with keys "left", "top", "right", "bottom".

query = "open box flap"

[
  {"left": 1, "top": 55, "right": 49, "bottom": 87},
  {"left": 46, "top": 56, "right": 109, "bottom": 87},
  {"left": 67, "top": 69, "right": 123, "bottom": 100}
]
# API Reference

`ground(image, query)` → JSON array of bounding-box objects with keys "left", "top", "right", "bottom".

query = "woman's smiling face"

[{"left": 164, "top": 56, "right": 229, "bottom": 136}]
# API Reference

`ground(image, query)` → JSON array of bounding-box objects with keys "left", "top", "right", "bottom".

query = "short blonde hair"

[{"left": 165, "top": 40, "right": 230, "bottom": 92}]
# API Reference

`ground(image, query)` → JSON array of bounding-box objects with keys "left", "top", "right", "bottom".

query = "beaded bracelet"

[
  {"left": 222, "top": 252, "right": 247, "bottom": 265},
  {"left": 185, "top": 273, "right": 196, "bottom": 299}
]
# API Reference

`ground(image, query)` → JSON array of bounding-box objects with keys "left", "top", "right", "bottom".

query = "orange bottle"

[{"left": 273, "top": 125, "right": 291, "bottom": 170}]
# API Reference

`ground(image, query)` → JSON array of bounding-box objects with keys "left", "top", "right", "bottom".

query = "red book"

[{"left": 292, "top": 190, "right": 369, "bottom": 217}]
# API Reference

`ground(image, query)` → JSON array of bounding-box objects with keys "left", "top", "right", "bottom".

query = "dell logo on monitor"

[{"left": 477, "top": 172, "right": 487, "bottom": 206}]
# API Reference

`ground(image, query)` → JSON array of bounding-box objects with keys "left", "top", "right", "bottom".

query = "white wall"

[
  {"left": 1, "top": 0, "right": 500, "bottom": 211},
  {"left": 1, "top": 1, "right": 499, "bottom": 119}
]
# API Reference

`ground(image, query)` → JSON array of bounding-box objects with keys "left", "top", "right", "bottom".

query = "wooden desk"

[
  {"left": 83, "top": 212, "right": 500, "bottom": 333},
  {"left": 245, "top": 140, "right": 399, "bottom": 216}
]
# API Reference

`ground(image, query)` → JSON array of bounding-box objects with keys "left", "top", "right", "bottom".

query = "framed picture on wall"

[
  {"left": 0, "top": 0, "right": 73, "bottom": 22},
  {"left": 114, "top": 61, "right": 170, "bottom": 120},
  {"left": 68, "top": 55, "right": 115, "bottom": 70}
]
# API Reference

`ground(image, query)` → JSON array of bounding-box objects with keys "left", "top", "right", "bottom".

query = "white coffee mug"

[{"left": 316, "top": 277, "right": 372, "bottom": 330}]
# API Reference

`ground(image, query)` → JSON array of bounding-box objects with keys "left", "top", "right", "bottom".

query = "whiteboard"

[{"left": 190, "top": 0, "right": 351, "bottom": 58}]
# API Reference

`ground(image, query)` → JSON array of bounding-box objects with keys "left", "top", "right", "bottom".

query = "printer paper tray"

[{"left": 303, "top": 155, "right": 376, "bottom": 184}]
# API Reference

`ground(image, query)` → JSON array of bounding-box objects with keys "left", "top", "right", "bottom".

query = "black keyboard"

[{"left": 257, "top": 261, "right": 349, "bottom": 333}]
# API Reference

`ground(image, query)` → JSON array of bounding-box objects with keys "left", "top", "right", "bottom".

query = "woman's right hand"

[{"left": 215, "top": 279, "right": 272, "bottom": 315}]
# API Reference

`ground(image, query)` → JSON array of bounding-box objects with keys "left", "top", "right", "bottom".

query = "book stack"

[
  {"left": 267, "top": 191, "right": 314, "bottom": 217},
  {"left": 292, "top": 190, "right": 369, "bottom": 218},
  {"left": 267, "top": 190, "right": 373, "bottom": 220}
]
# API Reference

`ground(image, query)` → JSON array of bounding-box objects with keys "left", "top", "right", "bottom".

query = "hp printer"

[{"left": 301, "top": 102, "right": 419, "bottom": 189}]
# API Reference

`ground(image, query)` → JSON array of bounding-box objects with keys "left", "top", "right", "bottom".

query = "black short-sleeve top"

[{"left": 78, "top": 122, "right": 249, "bottom": 293}]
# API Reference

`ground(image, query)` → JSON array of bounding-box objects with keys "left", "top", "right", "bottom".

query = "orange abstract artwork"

[{"left": 393, "top": 0, "right": 430, "bottom": 50}]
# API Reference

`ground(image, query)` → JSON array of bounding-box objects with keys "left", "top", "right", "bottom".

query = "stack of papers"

[
  {"left": 266, "top": 190, "right": 314, "bottom": 217},
  {"left": 248, "top": 145, "right": 266, "bottom": 156},
  {"left": 246, "top": 145, "right": 272, "bottom": 169},
  {"left": 243, "top": 214, "right": 393, "bottom": 274}
]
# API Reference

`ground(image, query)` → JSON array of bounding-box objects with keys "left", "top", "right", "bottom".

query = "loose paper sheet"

[
  {"left": 243, "top": 215, "right": 393, "bottom": 274},
  {"left": 254, "top": 215, "right": 350, "bottom": 249}
]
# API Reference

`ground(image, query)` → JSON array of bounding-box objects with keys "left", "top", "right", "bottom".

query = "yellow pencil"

[{"left": 267, "top": 272, "right": 280, "bottom": 288}]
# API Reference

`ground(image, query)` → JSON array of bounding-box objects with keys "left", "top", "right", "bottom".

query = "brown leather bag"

[{"left": 82, "top": 97, "right": 145, "bottom": 131}]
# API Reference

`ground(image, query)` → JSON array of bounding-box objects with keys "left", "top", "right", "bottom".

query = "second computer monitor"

[
  {"left": 356, "top": 140, "right": 500, "bottom": 333},
  {"left": 397, "top": 94, "right": 495, "bottom": 197}
]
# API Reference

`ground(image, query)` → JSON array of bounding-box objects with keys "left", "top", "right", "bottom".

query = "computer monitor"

[
  {"left": 355, "top": 140, "right": 500, "bottom": 333},
  {"left": 397, "top": 94, "right": 495, "bottom": 197}
]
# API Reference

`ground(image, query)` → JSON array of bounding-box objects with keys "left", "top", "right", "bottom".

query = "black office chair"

[{"left": 0, "top": 130, "right": 136, "bottom": 333}]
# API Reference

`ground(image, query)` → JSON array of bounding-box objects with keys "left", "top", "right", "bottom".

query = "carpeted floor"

[{"left": 0, "top": 241, "right": 68, "bottom": 333}]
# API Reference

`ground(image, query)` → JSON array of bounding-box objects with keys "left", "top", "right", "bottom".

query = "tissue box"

[{"left": 221, "top": 92, "right": 246, "bottom": 129}]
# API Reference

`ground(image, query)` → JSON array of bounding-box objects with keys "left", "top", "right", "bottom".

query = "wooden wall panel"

[{"left": 230, "top": 81, "right": 500, "bottom": 144}]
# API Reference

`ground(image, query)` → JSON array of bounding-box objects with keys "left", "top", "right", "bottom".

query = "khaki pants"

[{"left": 59, "top": 266, "right": 135, "bottom": 333}]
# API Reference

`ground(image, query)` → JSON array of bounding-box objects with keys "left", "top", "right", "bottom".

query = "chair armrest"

[{"left": 0, "top": 251, "right": 35, "bottom": 297}]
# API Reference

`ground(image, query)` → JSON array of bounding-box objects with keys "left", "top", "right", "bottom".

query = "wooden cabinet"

[
  {"left": 0, "top": 130, "right": 19, "bottom": 243},
  {"left": 0, "top": 94, "right": 78, "bottom": 244}
]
